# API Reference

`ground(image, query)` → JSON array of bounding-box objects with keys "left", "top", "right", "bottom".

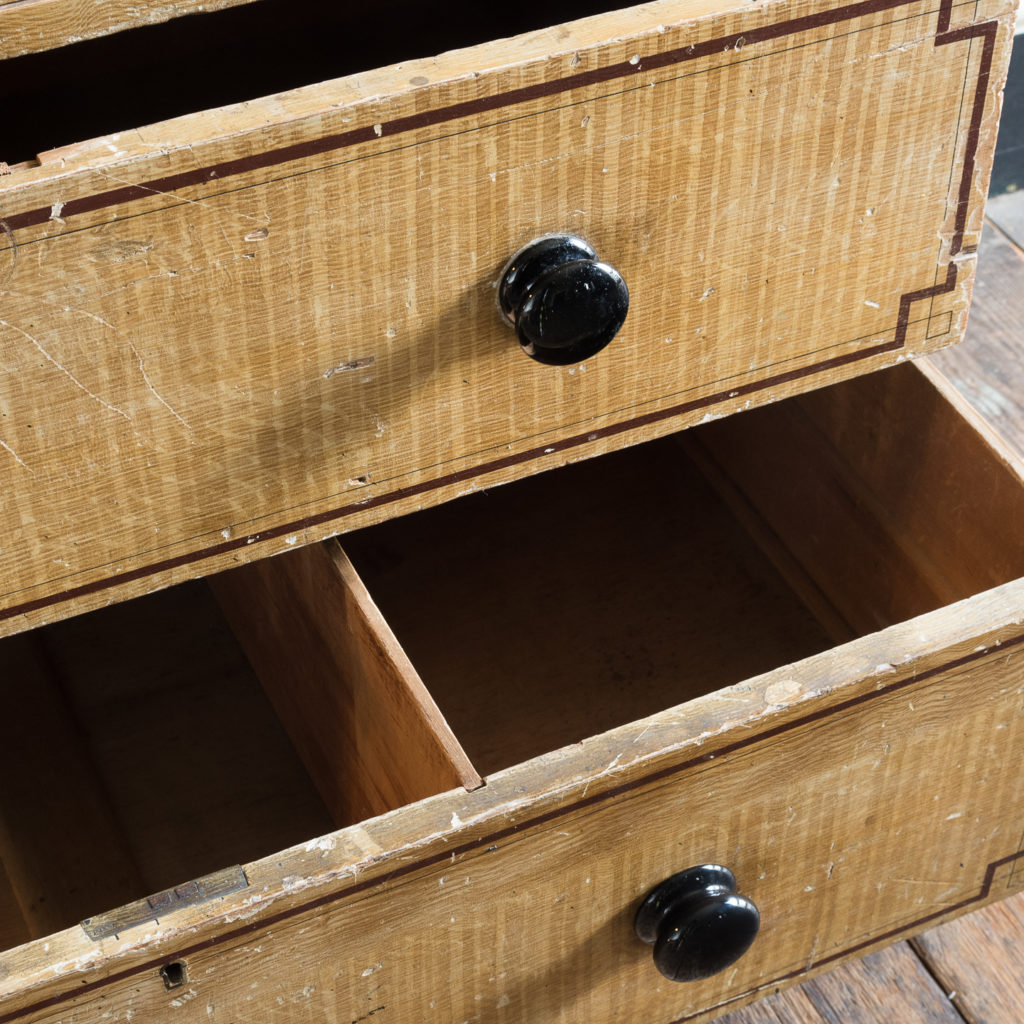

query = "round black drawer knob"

[
  {"left": 497, "top": 234, "right": 629, "bottom": 366},
  {"left": 635, "top": 865, "right": 760, "bottom": 982}
]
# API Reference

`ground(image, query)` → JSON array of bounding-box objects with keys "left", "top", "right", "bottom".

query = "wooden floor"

[{"left": 715, "top": 111, "right": 1024, "bottom": 1024}]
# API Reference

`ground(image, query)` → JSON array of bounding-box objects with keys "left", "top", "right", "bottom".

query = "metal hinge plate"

[{"left": 81, "top": 865, "right": 248, "bottom": 941}]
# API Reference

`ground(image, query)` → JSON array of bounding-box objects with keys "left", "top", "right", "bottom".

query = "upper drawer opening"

[
  {"left": 336, "top": 361, "right": 1024, "bottom": 776},
  {"left": 1, "top": 0, "right": 626, "bottom": 165}
]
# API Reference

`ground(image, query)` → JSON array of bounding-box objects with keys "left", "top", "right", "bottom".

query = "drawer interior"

[
  {"left": 0, "top": 583, "right": 338, "bottom": 948},
  {"left": 3, "top": 361, "right": 1023, "bottom": 954},
  {"left": 3, "top": 0, "right": 626, "bottom": 166},
  {"left": 340, "top": 440, "right": 838, "bottom": 775},
  {"left": 337, "top": 362, "right": 1024, "bottom": 775}
]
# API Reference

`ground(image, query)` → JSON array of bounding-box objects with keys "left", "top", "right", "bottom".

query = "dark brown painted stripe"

[
  {"left": 0, "top": 332, "right": 901, "bottom": 622},
  {"left": 2, "top": 629, "right": 1020, "bottom": 1023},
  {"left": 4, "top": 0, "right": 937, "bottom": 234},
  {"left": 0, "top": 0, "right": 987, "bottom": 620},
  {"left": 937, "top": 20, "right": 997, "bottom": 257}
]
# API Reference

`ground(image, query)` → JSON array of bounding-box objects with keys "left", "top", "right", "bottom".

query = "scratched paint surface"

[{"left": 0, "top": 0, "right": 1011, "bottom": 631}]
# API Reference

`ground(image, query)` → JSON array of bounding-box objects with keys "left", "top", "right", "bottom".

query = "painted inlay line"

[
  {"left": 0, "top": 0, "right": 996, "bottom": 628},
  {"left": 2, "top": 628, "right": 1020, "bottom": 1023}
]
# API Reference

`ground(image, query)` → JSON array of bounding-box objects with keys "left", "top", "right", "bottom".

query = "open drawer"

[
  {"left": 0, "top": 0, "right": 1016, "bottom": 634},
  {"left": 2, "top": 359, "right": 1024, "bottom": 1024}
]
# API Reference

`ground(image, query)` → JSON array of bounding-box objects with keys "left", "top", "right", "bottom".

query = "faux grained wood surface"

[
  {"left": 3, "top": 581, "right": 1024, "bottom": 1023},
  {"left": 719, "top": 131, "right": 1024, "bottom": 1024},
  {"left": 0, "top": 0, "right": 1014, "bottom": 637}
]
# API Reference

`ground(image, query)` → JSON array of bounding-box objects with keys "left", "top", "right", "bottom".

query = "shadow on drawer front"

[{"left": 3, "top": 360, "right": 1023, "bottom": 959}]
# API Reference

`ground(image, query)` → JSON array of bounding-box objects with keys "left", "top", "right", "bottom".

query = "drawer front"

[
  {"left": 0, "top": 0, "right": 1015, "bottom": 635},
  {"left": 2, "top": 594, "right": 1024, "bottom": 1024}
]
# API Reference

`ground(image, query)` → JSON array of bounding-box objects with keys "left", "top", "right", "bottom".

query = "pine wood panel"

[
  {"left": 688, "top": 361, "right": 1024, "bottom": 636},
  {"left": 210, "top": 541, "right": 481, "bottom": 826},
  {"left": 340, "top": 437, "right": 837, "bottom": 775},
  {"left": 36, "top": 581, "right": 336, "bottom": 899},
  {"left": 0, "top": 581, "right": 336, "bottom": 947},
  {"left": 0, "top": 0, "right": 1014, "bottom": 637}
]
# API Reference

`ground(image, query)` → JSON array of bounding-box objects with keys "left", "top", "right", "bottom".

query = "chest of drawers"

[{"left": 0, "top": 0, "right": 1020, "bottom": 1021}]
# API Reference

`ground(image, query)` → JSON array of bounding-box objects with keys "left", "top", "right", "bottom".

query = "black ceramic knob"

[
  {"left": 498, "top": 234, "right": 629, "bottom": 366},
  {"left": 634, "top": 865, "right": 760, "bottom": 983}
]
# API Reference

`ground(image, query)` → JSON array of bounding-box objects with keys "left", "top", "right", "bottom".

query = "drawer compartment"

[
  {"left": 299, "top": 362, "right": 1024, "bottom": 777},
  {"left": 202, "top": 360, "right": 1023, "bottom": 1024},
  {"left": 3, "top": 360, "right": 1024, "bottom": 1024},
  {"left": 0, "top": 0, "right": 1016, "bottom": 634},
  {"left": 0, "top": 580, "right": 474, "bottom": 949}
]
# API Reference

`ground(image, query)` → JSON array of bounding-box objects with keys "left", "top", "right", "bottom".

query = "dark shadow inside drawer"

[
  {"left": 339, "top": 362, "right": 1024, "bottom": 777},
  {"left": 0, "top": 583, "right": 338, "bottom": 945},
  {"left": 3, "top": 0, "right": 628, "bottom": 165}
]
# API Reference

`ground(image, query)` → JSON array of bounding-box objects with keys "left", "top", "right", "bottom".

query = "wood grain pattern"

[
  {"left": 210, "top": 541, "right": 481, "bottom": 826},
  {"left": 0, "top": 0, "right": 1014, "bottom": 636},
  {"left": 908, "top": 195, "right": 1024, "bottom": 1024},
  {"left": 985, "top": 192, "right": 1024, "bottom": 249},
  {"left": 729, "top": 191, "right": 1024, "bottom": 1024},
  {"left": 933, "top": 218, "right": 1024, "bottom": 456},
  {"left": 718, "top": 943, "right": 966, "bottom": 1023},
  {"left": 799, "top": 943, "right": 965, "bottom": 1023},
  {"left": 4, "top": 579, "right": 1024, "bottom": 1023}
]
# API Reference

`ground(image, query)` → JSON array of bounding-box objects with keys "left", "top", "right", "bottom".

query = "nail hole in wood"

[{"left": 160, "top": 960, "right": 187, "bottom": 990}]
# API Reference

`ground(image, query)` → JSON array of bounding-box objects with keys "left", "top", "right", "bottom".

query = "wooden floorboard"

[
  {"left": 912, "top": 897, "right": 1024, "bottom": 1024},
  {"left": 718, "top": 944, "right": 967, "bottom": 1023},
  {"left": 714, "top": 177, "right": 1024, "bottom": 1023}
]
